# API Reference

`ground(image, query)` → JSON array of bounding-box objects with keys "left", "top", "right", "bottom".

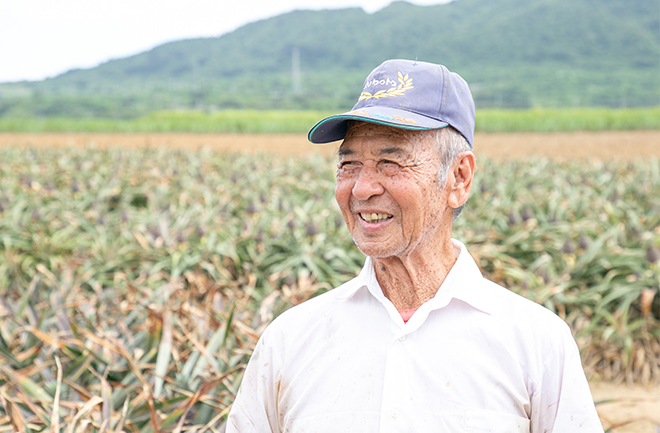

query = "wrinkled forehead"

[
  {"left": 340, "top": 121, "right": 436, "bottom": 155},
  {"left": 344, "top": 121, "right": 416, "bottom": 140}
]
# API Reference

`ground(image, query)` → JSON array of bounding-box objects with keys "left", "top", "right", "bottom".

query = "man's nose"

[{"left": 352, "top": 166, "right": 384, "bottom": 200}]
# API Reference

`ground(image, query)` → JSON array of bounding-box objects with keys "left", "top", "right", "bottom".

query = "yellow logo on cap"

[{"left": 358, "top": 71, "right": 414, "bottom": 101}]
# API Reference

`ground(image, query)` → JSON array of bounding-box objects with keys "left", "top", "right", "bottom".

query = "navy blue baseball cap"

[{"left": 308, "top": 59, "right": 475, "bottom": 147}]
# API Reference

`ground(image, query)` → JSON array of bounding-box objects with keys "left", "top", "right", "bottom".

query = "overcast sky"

[{"left": 0, "top": 0, "right": 450, "bottom": 83}]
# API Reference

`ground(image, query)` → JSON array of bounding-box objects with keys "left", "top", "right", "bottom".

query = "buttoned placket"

[
  {"left": 379, "top": 328, "right": 409, "bottom": 432},
  {"left": 347, "top": 255, "right": 462, "bottom": 432},
  {"left": 374, "top": 287, "right": 454, "bottom": 432}
]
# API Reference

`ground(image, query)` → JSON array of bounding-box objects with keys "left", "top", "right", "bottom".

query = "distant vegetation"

[
  {"left": 0, "top": 110, "right": 331, "bottom": 134},
  {"left": 474, "top": 107, "right": 660, "bottom": 132},
  {"left": 0, "top": 0, "right": 657, "bottom": 119},
  {"left": 0, "top": 107, "right": 658, "bottom": 134}
]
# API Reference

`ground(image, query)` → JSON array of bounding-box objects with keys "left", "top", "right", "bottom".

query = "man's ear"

[{"left": 447, "top": 151, "right": 475, "bottom": 209}]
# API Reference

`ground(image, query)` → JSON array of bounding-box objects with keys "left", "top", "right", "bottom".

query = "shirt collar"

[
  {"left": 334, "top": 256, "right": 374, "bottom": 301},
  {"left": 335, "top": 239, "right": 493, "bottom": 315}
]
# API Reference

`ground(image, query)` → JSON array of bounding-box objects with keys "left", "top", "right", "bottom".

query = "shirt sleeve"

[
  {"left": 226, "top": 331, "right": 281, "bottom": 433},
  {"left": 529, "top": 322, "right": 604, "bottom": 432}
]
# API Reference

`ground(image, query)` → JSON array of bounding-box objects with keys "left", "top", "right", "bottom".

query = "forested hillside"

[{"left": 1, "top": 0, "right": 657, "bottom": 118}]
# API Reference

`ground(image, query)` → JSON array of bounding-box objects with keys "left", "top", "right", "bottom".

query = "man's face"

[{"left": 335, "top": 122, "right": 451, "bottom": 259}]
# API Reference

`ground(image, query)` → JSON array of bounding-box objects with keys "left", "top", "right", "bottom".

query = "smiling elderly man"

[{"left": 227, "top": 60, "right": 603, "bottom": 432}]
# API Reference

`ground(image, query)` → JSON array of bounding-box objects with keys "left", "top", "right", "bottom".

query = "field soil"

[
  {"left": 2, "top": 131, "right": 659, "bottom": 430},
  {"left": 591, "top": 381, "right": 660, "bottom": 432},
  {"left": 1, "top": 130, "right": 659, "bottom": 160}
]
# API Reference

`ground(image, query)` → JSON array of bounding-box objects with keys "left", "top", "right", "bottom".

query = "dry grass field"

[
  {"left": 1, "top": 131, "right": 659, "bottom": 432},
  {"left": 1, "top": 130, "right": 659, "bottom": 160}
]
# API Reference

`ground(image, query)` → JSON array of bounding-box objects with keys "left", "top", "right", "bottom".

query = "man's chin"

[{"left": 354, "top": 242, "right": 402, "bottom": 259}]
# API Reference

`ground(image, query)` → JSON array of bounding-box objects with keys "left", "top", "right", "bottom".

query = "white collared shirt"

[{"left": 227, "top": 240, "right": 603, "bottom": 432}]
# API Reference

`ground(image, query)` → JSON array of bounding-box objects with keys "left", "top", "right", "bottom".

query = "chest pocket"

[{"left": 464, "top": 411, "right": 530, "bottom": 432}]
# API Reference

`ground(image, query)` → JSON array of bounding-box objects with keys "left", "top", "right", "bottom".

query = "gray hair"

[{"left": 431, "top": 126, "right": 472, "bottom": 221}]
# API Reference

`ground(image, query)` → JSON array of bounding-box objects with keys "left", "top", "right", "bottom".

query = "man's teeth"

[{"left": 360, "top": 213, "right": 392, "bottom": 223}]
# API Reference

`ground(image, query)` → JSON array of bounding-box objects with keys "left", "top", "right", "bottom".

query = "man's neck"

[{"left": 372, "top": 238, "right": 458, "bottom": 310}]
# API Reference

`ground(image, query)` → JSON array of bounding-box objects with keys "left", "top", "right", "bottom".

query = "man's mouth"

[{"left": 359, "top": 213, "right": 393, "bottom": 223}]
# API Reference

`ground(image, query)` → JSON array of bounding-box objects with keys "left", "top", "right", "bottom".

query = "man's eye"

[
  {"left": 381, "top": 160, "right": 400, "bottom": 167},
  {"left": 379, "top": 160, "right": 402, "bottom": 176}
]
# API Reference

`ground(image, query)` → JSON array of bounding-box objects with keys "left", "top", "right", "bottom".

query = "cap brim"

[{"left": 308, "top": 106, "right": 449, "bottom": 144}]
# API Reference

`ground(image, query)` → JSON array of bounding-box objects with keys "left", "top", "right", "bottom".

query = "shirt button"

[
  {"left": 398, "top": 335, "right": 406, "bottom": 341},
  {"left": 391, "top": 409, "right": 399, "bottom": 418}
]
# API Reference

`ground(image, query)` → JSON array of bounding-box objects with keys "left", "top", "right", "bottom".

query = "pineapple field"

[{"left": 0, "top": 131, "right": 659, "bottom": 432}]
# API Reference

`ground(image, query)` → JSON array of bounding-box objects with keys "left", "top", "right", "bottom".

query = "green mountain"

[{"left": 1, "top": 0, "right": 658, "bottom": 118}]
